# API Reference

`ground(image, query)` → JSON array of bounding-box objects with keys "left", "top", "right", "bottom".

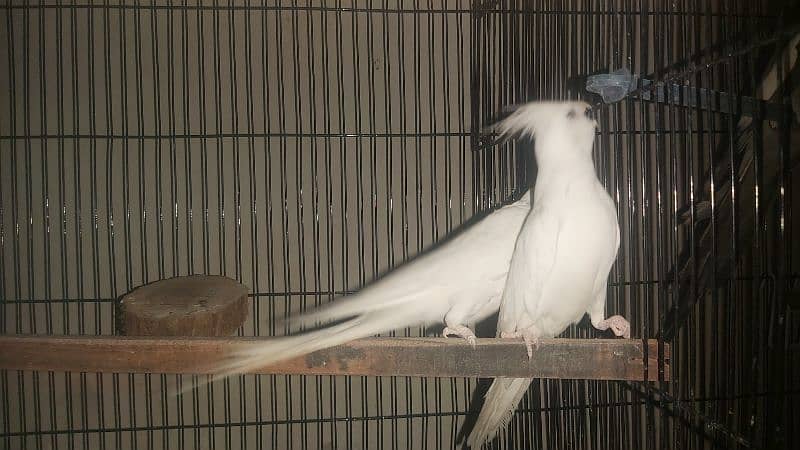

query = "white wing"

[{"left": 496, "top": 207, "right": 560, "bottom": 335}]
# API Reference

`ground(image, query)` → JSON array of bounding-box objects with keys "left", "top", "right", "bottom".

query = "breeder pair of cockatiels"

[{"left": 211, "top": 101, "right": 631, "bottom": 448}]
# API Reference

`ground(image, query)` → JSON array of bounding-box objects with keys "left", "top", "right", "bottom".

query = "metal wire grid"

[{"left": 1, "top": 0, "right": 798, "bottom": 449}]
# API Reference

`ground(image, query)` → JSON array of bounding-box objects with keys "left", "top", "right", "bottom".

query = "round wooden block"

[{"left": 118, "top": 275, "right": 249, "bottom": 336}]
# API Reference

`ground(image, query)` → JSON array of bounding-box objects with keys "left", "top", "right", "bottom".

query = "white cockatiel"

[
  {"left": 467, "top": 101, "right": 631, "bottom": 448},
  {"left": 209, "top": 190, "right": 532, "bottom": 377}
]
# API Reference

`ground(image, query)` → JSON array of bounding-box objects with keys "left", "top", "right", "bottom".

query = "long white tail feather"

[
  {"left": 467, "top": 378, "right": 532, "bottom": 448},
  {"left": 176, "top": 303, "right": 430, "bottom": 396},
  {"left": 222, "top": 311, "right": 417, "bottom": 375},
  {"left": 287, "top": 288, "right": 433, "bottom": 330}
]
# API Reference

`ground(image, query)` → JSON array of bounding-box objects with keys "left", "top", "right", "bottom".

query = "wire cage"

[{"left": 1, "top": 1, "right": 799, "bottom": 449}]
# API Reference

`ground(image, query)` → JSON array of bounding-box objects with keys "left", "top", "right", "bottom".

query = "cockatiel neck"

[{"left": 532, "top": 134, "right": 598, "bottom": 200}]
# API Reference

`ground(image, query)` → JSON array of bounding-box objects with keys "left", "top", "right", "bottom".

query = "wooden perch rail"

[{"left": 0, "top": 336, "right": 670, "bottom": 381}]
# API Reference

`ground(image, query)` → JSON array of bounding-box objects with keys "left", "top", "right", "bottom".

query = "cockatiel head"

[{"left": 486, "top": 101, "right": 598, "bottom": 166}]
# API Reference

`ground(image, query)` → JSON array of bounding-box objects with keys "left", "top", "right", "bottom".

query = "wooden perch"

[{"left": 0, "top": 336, "right": 669, "bottom": 381}]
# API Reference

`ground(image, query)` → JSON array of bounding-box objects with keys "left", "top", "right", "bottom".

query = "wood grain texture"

[
  {"left": 0, "top": 336, "right": 670, "bottom": 381},
  {"left": 118, "top": 275, "right": 249, "bottom": 336}
]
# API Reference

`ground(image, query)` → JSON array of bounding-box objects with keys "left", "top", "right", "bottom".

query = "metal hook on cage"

[
  {"left": 586, "top": 25, "right": 800, "bottom": 111},
  {"left": 586, "top": 67, "right": 639, "bottom": 107}
]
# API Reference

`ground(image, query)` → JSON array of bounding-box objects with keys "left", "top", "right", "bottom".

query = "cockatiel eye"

[{"left": 566, "top": 106, "right": 591, "bottom": 119}]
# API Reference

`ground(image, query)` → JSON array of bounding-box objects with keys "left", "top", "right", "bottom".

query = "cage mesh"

[{"left": 1, "top": 1, "right": 798, "bottom": 449}]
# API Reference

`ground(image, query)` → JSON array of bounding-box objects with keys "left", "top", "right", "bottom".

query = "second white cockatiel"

[
  {"left": 467, "top": 101, "right": 631, "bottom": 448},
  {"left": 204, "top": 190, "right": 532, "bottom": 379}
]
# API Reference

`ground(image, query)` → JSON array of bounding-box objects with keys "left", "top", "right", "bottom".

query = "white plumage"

[
  {"left": 211, "top": 190, "right": 532, "bottom": 377},
  {"left": 467, "top": 101, "right": 631, "bottom": 448}
]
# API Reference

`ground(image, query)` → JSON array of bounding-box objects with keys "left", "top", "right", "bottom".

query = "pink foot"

[
  {"left": 500, "top": 328, "right": 539, "bottom": 359},
  {"left": 443, "top": 325, "right": 477, "bottom": 348},
  {"left": 595, "top": 315, "right": 631, "bottom": 339}
]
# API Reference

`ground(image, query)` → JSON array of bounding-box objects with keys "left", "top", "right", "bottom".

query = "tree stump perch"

[{"left": 118, "top": 275, "right": 249, "bottom": 337}]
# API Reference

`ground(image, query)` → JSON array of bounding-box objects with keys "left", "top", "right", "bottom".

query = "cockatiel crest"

[{"left": 488, "top": 101, "right": 598, "bottom": 155}]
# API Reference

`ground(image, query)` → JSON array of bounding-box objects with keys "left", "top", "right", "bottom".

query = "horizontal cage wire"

[{"left": 1, "top": 1, "right": 798, "bottom": 450}]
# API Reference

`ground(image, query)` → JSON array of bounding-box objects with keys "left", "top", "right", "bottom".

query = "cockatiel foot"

[
  {"left": 595, "top": 315, "right": 631, "bottom": 339},
  {"left": 443, "top": 325, "right": 477, "bottom": 348},
  {"left": 500, "top": 329, "right": 539, "bottom": 359}
]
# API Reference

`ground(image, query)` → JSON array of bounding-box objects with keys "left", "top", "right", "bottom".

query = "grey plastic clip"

[{"left": 586, "top": 68, "right": 639, "bottom": 103}]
